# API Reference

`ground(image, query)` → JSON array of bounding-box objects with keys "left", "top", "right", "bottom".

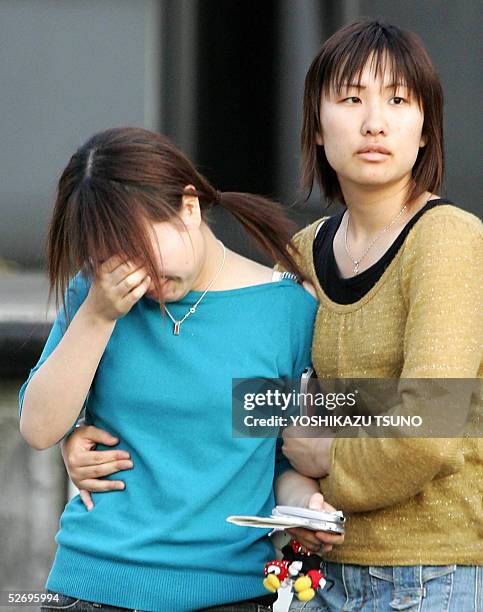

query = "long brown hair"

[
  {"left": 301, "top": 19, "right": 444, "bottom": 205},
  {"left": 48, "top": 127, "right": 302, "bottom": 316}
]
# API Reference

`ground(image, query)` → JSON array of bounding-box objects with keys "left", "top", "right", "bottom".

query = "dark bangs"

[
  {"left": 48, "top": 176, "right": 177, "bottom": 322},
  {"left": 48, "top": 127, "right": 305, "bottom": 323},
  {"left": 301, "top": 19, "right": 444, "bottom": 205},
  {"left": 320, "top": 21, "right": 430, "bottom": 105}
]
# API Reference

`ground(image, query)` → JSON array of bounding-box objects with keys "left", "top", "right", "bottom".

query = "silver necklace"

[
  {"left": 164, "top": 240, "right": 226, "bottom": 336},
  {"left": 344, "top": 204, "right": 407, "bottom": 274}
]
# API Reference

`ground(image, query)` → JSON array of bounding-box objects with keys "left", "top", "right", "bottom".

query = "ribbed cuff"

[{"left": 47, "top": 546, "right": 268, "bottom": 612}]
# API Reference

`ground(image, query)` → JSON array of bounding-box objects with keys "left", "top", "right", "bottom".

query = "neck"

[
  {"left": 340, "top": 177, "right": 413, "bottom": 238},
  {"left": 191, "top": 224, "right": 225, "bottom": 291}
]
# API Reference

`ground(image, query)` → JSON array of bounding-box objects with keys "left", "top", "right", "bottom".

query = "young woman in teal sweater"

[{"left": 19, "top": 127, "right": 340, "bottom": 612}]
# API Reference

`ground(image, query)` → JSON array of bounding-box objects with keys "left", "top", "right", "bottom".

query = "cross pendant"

[{"left": 173, "top": 321, "right": 181, "bottom": 336}]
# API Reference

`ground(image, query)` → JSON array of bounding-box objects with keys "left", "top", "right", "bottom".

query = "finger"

[
  {"left": 99, "top": 255, "right": 126, "bottom": 275},
  {"left": 78, "top": 478, "right": 126, "bottom": 493},
  {"left": 110, "top": 261, "right": 143, "bottom": 286},
  {"left": 73, "top": 450, "right": 131, "bottom": 468},
  {"left": 287, "top": 528, "right": 322, "bottom": 552},
  {"left": 79, "top": 489, "right": 94, "bottom": 511},
  {"left": 123, "top": 274, "right": 151, "bottom": 304},
  {"left": 82, "top": 426, "right": 122, "bottom": 447},
  {"left": 296, "top": 538, "right": 322, "bottom": 553},
  {"left": 308, "top": 492, "right": 325, "bottom": 511},
  {"left": 75, "top": 459, "right": 134, "bottom": 479},
  {"left": 314, "top": 531, "right": 345, "bottom": 545},
  {"left": 296, "top": 539, "right": 320, "bottom": 553},
  {"left": 117, "top": 268, "right": 149, "bottom": 297}
]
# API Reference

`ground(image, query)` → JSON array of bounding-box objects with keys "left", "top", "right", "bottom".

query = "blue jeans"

[
  {"left": 40, "top": 591, "right": 139, "bottom": 611},
  {"left": 289, "top": 563, "right": 482, "bottom": 611},
  {"left": 39, "top": 591, "right": 273, "bottom": 611}
]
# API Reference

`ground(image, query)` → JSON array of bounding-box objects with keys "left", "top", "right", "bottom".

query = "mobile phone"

[
  {"left": 272, "top": 505, "right": 346, "bottom": 534},
  {"left": 299, "top": 367, "right": 317, "bottom": 416}
]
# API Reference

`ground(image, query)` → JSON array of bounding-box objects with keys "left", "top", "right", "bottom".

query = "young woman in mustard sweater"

[{"left": 278, "top": 18, "right": 482, "bottom": 612}]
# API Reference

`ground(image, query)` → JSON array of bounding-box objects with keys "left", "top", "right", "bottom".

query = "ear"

[
  {"left": 315, "top": 132, "right": 323, "bottom": 146},
  {"left": 180, "top": 185, "right": 202, "bottom": 228},
  {"left": 419, "top": 134, "right": 428, "bottom": 148}
]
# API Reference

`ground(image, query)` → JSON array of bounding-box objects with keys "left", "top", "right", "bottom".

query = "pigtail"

[{"left": 214, "top": 191, "right": 304, "bottom": 279}]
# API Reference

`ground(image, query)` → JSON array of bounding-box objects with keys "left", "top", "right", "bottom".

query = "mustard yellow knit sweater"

[{"left": 291, "top": 204, "right": 482, "bottom": 565}]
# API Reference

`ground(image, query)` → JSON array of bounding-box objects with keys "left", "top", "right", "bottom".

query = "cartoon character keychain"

[{"left": 263, "top": 539, "right": 332, "bottom": 602}]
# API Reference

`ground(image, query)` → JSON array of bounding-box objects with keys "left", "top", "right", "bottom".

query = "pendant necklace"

[
  {"left": 164, "top": 240, "right": 226, "bottom": 336},
  {"left": 344, "top": 204, "right": 407, "bottom": 274}
]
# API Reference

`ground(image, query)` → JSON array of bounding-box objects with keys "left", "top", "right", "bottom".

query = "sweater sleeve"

[{"left": 319, "top": 209, "right": 482, "bottom": 513}]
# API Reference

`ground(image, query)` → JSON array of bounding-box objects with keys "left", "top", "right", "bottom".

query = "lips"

[
  {"left": 357, "top": 144, "right": 391, "bottom": 155},
  {"left": 356, "top": 144, "right": 391, "bottom": 162}
]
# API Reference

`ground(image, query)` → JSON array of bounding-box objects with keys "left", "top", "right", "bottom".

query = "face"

[
  {"left": 317, "top": 58, "right": 427, "bottom": 194},
  {"left": 144, "top": 194, "right": 205, "bottom": 302}
]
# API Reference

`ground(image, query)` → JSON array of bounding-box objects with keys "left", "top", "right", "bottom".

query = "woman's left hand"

[
  {"left": 282, "top": 428, "right": 334, "bottom": 478},
  {"left": 61, "top": 425, "right": 133, "bottom": 510}
]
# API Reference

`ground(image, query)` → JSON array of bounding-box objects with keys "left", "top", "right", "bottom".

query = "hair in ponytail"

[
  {"left": 48, "top": 127, "right": 302, "bottom": 316},
  {"left": 214, "top": 191, "right": 301, "bottom": 278}
]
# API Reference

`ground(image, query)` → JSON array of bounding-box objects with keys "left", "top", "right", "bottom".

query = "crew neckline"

[
  {"left": 143, "top": 277, "right": 299, "bottom": 306},
  {"left": 329, "top": 198, "right": 452, "bottom": 284},
  {"left": 310, "top": 200, "right": 456, "bottom": 312}
]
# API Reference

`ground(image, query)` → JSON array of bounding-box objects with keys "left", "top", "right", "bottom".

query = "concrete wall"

[
  {"left": 0, "top": 0, "right": 158, "bottom": 594},
  {"left": 0, "top": 381, "right": 65, "bottom": 594},
  {"left": 0, "top": 0, "right": 157, "bottom": 268}
]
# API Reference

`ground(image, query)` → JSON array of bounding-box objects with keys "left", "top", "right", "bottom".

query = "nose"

[{"left": 361, "top": 102, "right": 387, "bottom": 137}]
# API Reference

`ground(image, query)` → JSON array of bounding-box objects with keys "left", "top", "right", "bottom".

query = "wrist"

[{"left": 78, "top": 300, "right": 117, "bottom": 330}]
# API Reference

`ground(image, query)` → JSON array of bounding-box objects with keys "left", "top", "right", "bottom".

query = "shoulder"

[
  {"left": 406, "top": 204, "right": 482, "bottom": 247},
  {"left": 400, "top": 204, "right": 482, "bottom": 287},
  {"left": 271, "top": 279, "right": 318, "bottom": 321},
  {"left": 288, "top": 217, "right": 331, "bottom": 276},
  {"left": 291, "top": 217, "right": 330, "bottom": 250},
  {"left": 226, "top": 252, "right": 274, "bottom": 287}
]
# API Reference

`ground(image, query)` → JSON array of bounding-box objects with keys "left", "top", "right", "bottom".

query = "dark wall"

[
  {"left": 162, "top": 0, "right": 481, "bottom": 244},
  {"left": 1, "top": 1, "right": 480, "bottom": 267},
  {"left": 359, "top": 0, "right": 482, "bottom": 215}
]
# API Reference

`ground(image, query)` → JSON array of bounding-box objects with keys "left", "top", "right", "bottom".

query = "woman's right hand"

[
  {"left": 287, "top": 492, "right": 345, "bottom": 553},
  {"left": 61, "top": 425, "right": 133, "bottom": 510},
  {"left": 83, "top": 255, "right": 151, "bottom": 323}
]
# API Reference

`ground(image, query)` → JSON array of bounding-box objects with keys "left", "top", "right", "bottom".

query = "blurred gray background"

[{"left": 1, "top": 0, "right": 481, "bottom": 597}]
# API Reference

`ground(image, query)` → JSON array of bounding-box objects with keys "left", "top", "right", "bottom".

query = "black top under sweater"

[{"left": 313, "top": 199, "right": 452, "bottom": 305}]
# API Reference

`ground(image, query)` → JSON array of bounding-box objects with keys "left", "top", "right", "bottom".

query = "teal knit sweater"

[{"left": 19, "top": 274, "right": 316, "bottom": 611}]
